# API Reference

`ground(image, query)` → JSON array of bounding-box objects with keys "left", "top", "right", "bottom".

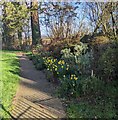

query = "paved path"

[{"left": 11, "top": 53, "right": 66, "bottom": 119}]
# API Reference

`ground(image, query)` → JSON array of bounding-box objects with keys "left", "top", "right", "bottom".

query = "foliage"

[
  {"left": 44, "top": 57, "right": 80, "bottom": 79},
  {"left": 44, "top": 70, "right": 53, "bottom": 82},
  {"left": 58, "top": 75, "right": 80, "bottom": 98},
  {"left": 61, "top": 48, "right": 74, "bottom": 59},
  {"left": 1, "top": 1, "right": 117, "bottom": 119},
  {"left": 79, "top": 76, "right": 105, "bottom": 96},
  {"left": 77, "top": 52, "right": 91, "bottom": 74},
  {"left": 67, "top": 101, "right": 117, "bottom": 118},
  {"left": 61, "top": 42, "right": 90, "bottom": 74},
  {"left": 2, "top": 2, "right": 29, "bottom": 35},
  {"left": 43, "top": 57, "right": 82, "bottom": 98},
  {"left": 35, "top": 57, "right": 46, "bottom": 70},
  {"left": 0, "top": 51, "right": 20, "bottom": 118},
  {"left": 41, "top": 51, "right": 52, "bottom": 57},
  {"left": 35, "top": 44, "right": 43, "bottom": 53},
  {"left": 28, "top": 39, "right": 117, "bottom": 118},
  {"left": 61, "top": 42, "right": 88, "bottom": 58},
  {"left": 91, "top": 35, "right": 109, "bottom": 45},
  {"left": 98, "top": 42, "right": 118, "bottom": 81},
  {"left": 74, "top": 42, "right": 88, "bottom": 55},
  {"left": 30, "top": 54, "right": 46, "bottom": 70},
  {"left": 84, "top": 2, "right": 117, "bottom": 38},
  {"left": 41, "top": 2, "right": 79, "bottom": 40},
  {"left": 2, "top": 2, "right": 30, "bottom": 49},
  {"left": 67, "top": 74, "right": 117, "bottom": 118},
  {"left": 44, "top": 57, "right": 67, "bottom": 77}
]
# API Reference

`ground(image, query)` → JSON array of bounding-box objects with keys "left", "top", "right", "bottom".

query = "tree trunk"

[
  {"left": 31, "top": 1, "right": 41, "bottom": 46},
  {"left": 18, "top": 30, "right": 22, "bottom": 49}
]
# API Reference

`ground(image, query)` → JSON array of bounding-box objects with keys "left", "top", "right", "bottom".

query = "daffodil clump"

[
  {"left": 59, "top": 74, "right": 80, "bottom": 98},
  {"left": 63, "top": 74, "right": 78, "bottom": 81},
  {"left": 43, "top": 57, "right": 57, "bottom": 72},
  {"left": 70, "top": 74, "right": 78, "bottom": 80},
  {"left": 56, "top": 60, "right": 70, "bottom": 76},
  {"left": 43, "top": 56, "right": 80, "bottom": 80},
  {"left": 29, "top": 53, "right": 80, "bottom": 98},
  {"left": 44, "top": 57, "right": 71, "bottom": 78}
]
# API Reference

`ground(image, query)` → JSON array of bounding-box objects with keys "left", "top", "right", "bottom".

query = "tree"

[
  {"left": 84, "top": 2, "right": 117, "bottom": 38},
  {"left": 40, "top": 2, "right": 83, "bottom": 44},
  {"left": 1, "top": 2, "right": 29, "bottom": 49}
]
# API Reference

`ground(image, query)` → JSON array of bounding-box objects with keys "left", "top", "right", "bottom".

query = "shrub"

[
  {"left": 45, "top": 70, "right": 53, "bottom": 82},
  {"left": 61, "top": 48, "right": 74, "bottom": 59},
  {"left": 61, "top": 42, "right": 88, "bottom": 59},
  {"left": 74, "top": 42, "right": 88, "bottom": 56},
  {"left": 58, "top": 74, "right": 80, "bottom": 98},
  {"left": 40, "top": 51, "right": 52, "bottom": 57},
  {"left": 44, "top": 57, "right": 80, "bottom": 78},
  {"left": 75, "top": 52, "right": 91, "bottom": 75},
  {"left": 32, "top": 54, "right": 40, "bottom": 65},
  {"left": 60, "top": 43, "right": 91, "bottom": 75},
  {"left": 35, "top": 44, "right": 43, "bottom": 53},
  {"left": 43, "top": 55, "right": 83, "bottom": 90},
  {"left": 28, "top": 53, "right": 46, "bottom": 70},
  {"left": 35, "top": 57, "right": 46, "bottom": 70},
  {"left": 98, "top": 42, "right": 118, "bottom": 81},
  {"left": 67, "top": 101, "right": 117, "bottom": 118},
  {"left": 79, "top": 76, "right": 105, "bottom": 96}
]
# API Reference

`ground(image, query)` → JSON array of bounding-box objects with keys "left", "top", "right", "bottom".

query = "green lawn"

[{"left": 0, "top": 51, "right": 20, "bottom": 118}]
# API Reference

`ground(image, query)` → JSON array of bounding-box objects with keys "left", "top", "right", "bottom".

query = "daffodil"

[
  {"left": 66, "top": 67, "right": 69, "bottom": 70},
  {"left": 58, "top": 61, "right": 61, "bottom": 64},
  {"left": 63, "top": 75, "right": 66, "bottom": 78},
  {"left": 74, "top": 77, "right": 78, "bottom": 80},
  {"left": 61, "top": 60, "right": 65, "bottom": 64},
  {"left": 55, "top": 68, "right": 57, "bottom": 71}
]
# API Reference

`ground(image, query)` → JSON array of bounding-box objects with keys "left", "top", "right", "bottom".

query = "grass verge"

[{"left": 0, "top": 51, "right": 20, "bottom": 118}]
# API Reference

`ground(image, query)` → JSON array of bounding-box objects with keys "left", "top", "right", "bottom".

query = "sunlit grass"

[{"left": 0, "top": 51, "right": 20, "bottom": 118}]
